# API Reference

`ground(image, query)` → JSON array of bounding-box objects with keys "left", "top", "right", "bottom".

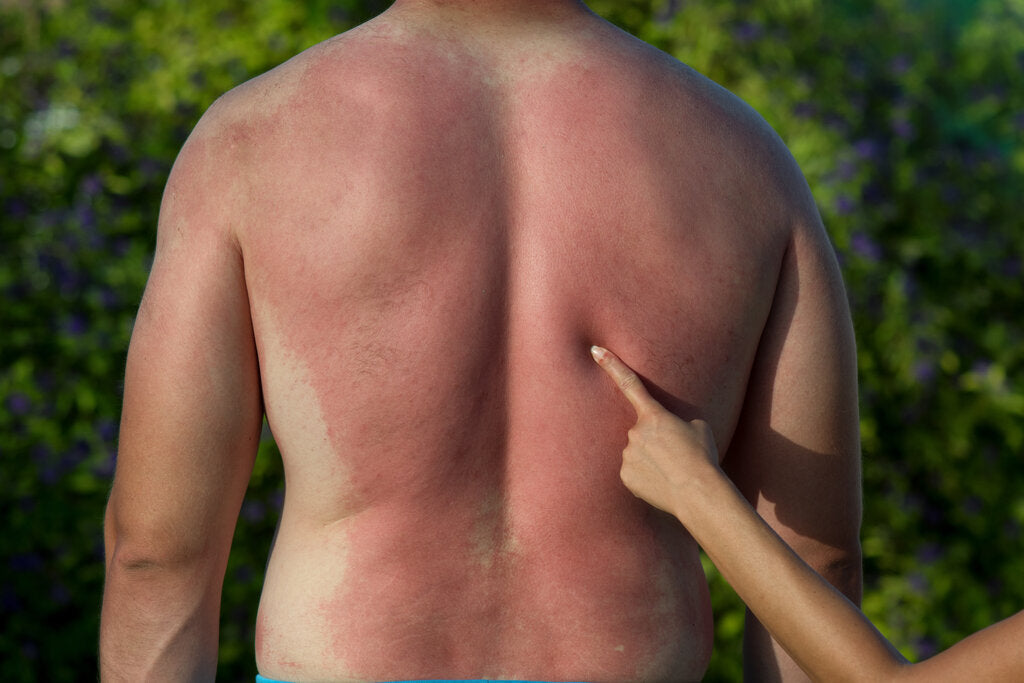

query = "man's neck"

[{"left": 388, "top": 0, "right": 590, "bottom": 23}]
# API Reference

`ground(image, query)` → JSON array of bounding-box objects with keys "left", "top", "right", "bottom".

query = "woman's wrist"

[{"left": 668, "top": 456, "right": 734, "bottom": 529}]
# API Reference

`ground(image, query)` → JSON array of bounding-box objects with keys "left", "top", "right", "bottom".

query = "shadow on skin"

[{"left": 718, "top": 238, "right": 861, "bottom": 683}]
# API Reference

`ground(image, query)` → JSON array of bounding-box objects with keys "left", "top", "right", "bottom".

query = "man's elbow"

[
  {"left": 820, "top": 543, "right": 864, "bottom": 605},
  {"left": 790, "top": 534, "right": 863, "bottom": 605},
  {"left": 105, "top": 494, "right": 226, "bottom": 575},
  {"left": 104, "top": 533, "right": 223, "bottom": 628},
  {"left": 105, "top": 511, "right": 221, "bottom": 579},
  {"left": 107, "top": 532, "right": 218, "bottom": 576}
]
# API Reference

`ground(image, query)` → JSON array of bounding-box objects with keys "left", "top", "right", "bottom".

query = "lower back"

[{"left": 256, "top": 487, "right": 713, "bottom": 681}]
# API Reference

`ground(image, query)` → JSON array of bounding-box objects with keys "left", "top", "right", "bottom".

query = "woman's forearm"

[
  {"left": 682, "top": 466, "right": 1024, "bottom": 683},
  {"left": 674, "top": 460, "right": 909, "bottom": 683}
]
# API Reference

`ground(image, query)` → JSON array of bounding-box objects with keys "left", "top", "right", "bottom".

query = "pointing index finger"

[{"left": 591, "top": 345, "right": 656, "bottom": 416}]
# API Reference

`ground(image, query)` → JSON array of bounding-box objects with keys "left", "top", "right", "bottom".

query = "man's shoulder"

[
  {"left": 629, "top": 47, "right": 816, "bottom": 230},
  {"left": 194, "top": 18, "right": 452, "bottom": 161},
  {"left": 600, "top": 28, "right": 800, "bottom": 183},
  {"left": 194, "top": 19, "right": 384, "bottom": 128}
]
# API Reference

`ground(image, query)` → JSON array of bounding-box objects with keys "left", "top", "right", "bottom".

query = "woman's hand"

[
  {"left": 593, "top": 345, "right": 932, "bottom": 683},
  {"left": 591, "top": 345, "right": 720, "bottom": 519}
]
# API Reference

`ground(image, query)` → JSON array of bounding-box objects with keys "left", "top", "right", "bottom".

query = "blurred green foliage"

[{"left": 1, "top": 0, "right": 1021, "bottom": 680}]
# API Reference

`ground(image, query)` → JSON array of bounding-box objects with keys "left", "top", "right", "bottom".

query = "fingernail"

[{"left": 590, "top": 345, "right": 607, "bottom": 361}]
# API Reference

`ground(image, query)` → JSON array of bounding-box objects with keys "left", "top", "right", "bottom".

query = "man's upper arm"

[
  {"left": 724, "top": 208, "right": 863, "bottom": 679},
  {"left": 107, "top": 106, "right": 263, "bottom": 570}
]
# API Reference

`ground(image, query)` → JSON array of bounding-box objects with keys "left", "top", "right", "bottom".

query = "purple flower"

[
  {"left": 854, "top": 138, "right": 881, "bottom": 160},
  {"left": 93, "top": 449, "right": 117, "bottom": 478},
  {"left": 39, "top": 466, "right": 61, "bottom": 485},
  {"left": 914, "top": 638, "right": 938, "bottom": 659},
  {"left": 972, "top": 361, "right": 992, "bottom": 376},
  {"left": 793, "top": 102, "right": 816, "bottom": 119},
  {"left": 51, "top": 583, "right": 72, "bottom": 605},
  {"left": 97, "top": 418, "right": 118, "bottom": 443},
  {"left": 847, "top": 59, "right": 868, "bottom": 82},
  {"left": 907, "top": 572, "right": 928, "bottom": 594},
  {"left": 913, "top": 360, "right": 936, "bottom": 383},
  {"left": 31, "top": 443, "right": 52, "bottom": 464},
  {"left": 6, "top": 393, "right": 31, "bottom": 416},
  {"left": 235, "top": 564, "right": 255, "bottom": 583},
  {"left": 902, "top": 493, "right": 923, "bottom": 513},
  {"left": 76, "top": 204, "right": 98, "bottom": 232},
  {"left": 916, "top": 542, "right": 944, "bottom": 564},
  {"left": 1001, "top": 258, "right": 1021, "bottom": 278},
  {"left": 890, "top": 55, "right": 911, "bottom": 76},
  {"left": 99, "top": 287, "right": 120, "bottom": 310},
  {"left": 964, "top": 497, "right": 983, "bottom": 515},
  {"left": 140, "top": 158, "right": 166, "bottom": 181},
  {"left": 824, "top": 113, "right": 849, "bottom": 134},
  {"left": 655, "top": 0, "right": 681, "bottom": 22},
  {"left": 108, "top": 142, "right": 130, "bottom": 163},
  {"left": 35, "top": 370, "right": 55, "bottom": 393},
  {"left": 733, "top": 21, "right": 763, "bottom": 43},
  {"left": 40, "top": 252, "right": 79, "bottom": 294},
  {"left": 836, "top": 159, "right": 857, "bottom": 181},
  {"left": 33, "top": 443, "right": 70, "bottom": 483},
  {"left": 1, "top": 586, "right": 22, "bottom": 611},
  {"left": 66, "top": 439, "right": 91, "bottom": 466},
  {"left": 64, "top": 313, "right": 89, "bottom": 337},
  {"left": 892, "top": 118, "right": 914, "bottom": 140},
  {"left": 10, "top": 553, "right": 45, "bottom": 573},
  {"left": 941, "top": 184, "right": 961, "bottom": 205},
  {"left": 5, "top": 198, "right": 29, "bottom": 218},
  {"left": 241, "top": 500, "right": 266, "bottom": 523},
  {"left": 836, "top": 195, "right": 855, "bottom": 216},
  {"left": 924, "top": 503, "right": 945, "bottom": 526},
  {"left": 113, "top": 236, "right": 133, "bottom": 257},
  {"left": 80, "top": 174, "right": 103, "bottom": 197},
  {"left": 861, "top": 182, "right": 885, "bottom": 205},
  {"left": 850, "top": 232, "right": 882, "bottom": 261}
]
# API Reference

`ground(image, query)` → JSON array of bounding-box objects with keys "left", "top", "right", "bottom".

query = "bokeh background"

[{"left": 2, "top": 0, "right": 1022, "bottom": 680}]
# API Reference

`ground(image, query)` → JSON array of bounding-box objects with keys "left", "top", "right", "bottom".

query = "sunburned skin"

[{"left": 208, "top": 3, "right": 818, "bottom": 681}]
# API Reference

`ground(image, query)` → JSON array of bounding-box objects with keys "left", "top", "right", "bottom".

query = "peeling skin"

[{"left": 221, "top": 3, "right": 802, "bottom": 681}]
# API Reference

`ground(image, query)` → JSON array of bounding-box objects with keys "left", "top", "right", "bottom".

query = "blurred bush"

[{"left": 1, "top": 0, "right": 1021, "bottom": 680}]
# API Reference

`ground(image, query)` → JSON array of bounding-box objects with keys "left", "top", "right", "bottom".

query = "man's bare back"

[{"left": 102, "top": 2, "right": 862, "bottom": 681}]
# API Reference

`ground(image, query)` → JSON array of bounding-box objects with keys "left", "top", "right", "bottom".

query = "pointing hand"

[{"left": 591, "top": 345, "right": 720, "bottom": 518}]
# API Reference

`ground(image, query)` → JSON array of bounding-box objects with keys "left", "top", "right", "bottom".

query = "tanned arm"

[
  {"left": 716, "top": 181, "right": 864, "bottom": 681},
  {"left": 592, "top": 345, "right": 1024, "bottom": 683},
  {"left": 100, "top": 100, "right": 262, "bottom": 681}
]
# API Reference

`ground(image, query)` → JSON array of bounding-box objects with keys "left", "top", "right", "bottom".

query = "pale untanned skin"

[
  {"left": 101, "top": 1, "right": 862, "bottom": 681},
  {"left": 593, "top": 346, "right": 1024, "bottom": 683}
]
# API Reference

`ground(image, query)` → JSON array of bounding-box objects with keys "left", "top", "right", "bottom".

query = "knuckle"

[
  {"left": 627, "top": 425, "right": 649, "bottom": 447},
  {"left": 618, "top": 371, "right": 640, "bottom": 393}
]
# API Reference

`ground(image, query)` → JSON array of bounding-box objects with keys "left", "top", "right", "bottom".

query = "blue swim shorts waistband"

[{"left": 257, "top": 677, "right": 584, "bottom": 683}]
